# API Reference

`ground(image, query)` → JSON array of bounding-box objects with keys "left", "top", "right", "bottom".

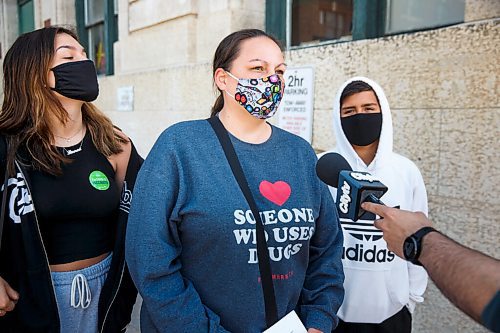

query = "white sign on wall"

[
  {"left": 278, "top": 67, "right": 315, "bottom": 143},
  {"left": 117, "top": 86, "right": 134, "bottom": 112}
]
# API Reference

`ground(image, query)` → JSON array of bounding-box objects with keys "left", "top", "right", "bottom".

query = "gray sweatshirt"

[{"left": 126, "top": 120, "right": 344, "bottom": 332}]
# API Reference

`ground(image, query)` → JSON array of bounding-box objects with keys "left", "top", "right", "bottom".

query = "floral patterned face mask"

[{"left": 225, "top": 71, "right": 285, "bottom": 119}]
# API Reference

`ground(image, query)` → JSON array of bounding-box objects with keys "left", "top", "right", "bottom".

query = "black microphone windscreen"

[{"left": 316, "top": 152, "right": 353, "bottom": 188}]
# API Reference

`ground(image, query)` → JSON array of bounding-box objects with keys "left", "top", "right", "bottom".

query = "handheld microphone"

[{"left": 316, "top": 153, "right": 388, "bottom": 221}]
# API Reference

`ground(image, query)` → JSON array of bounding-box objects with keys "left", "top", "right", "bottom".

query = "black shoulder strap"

[{"left": 207, "top": 117, "right": 278, "bottom": 328}]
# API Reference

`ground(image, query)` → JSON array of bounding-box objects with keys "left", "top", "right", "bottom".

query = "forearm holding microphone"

[{"left": 362, "top": 202, "right": 500, "bottom": 332}]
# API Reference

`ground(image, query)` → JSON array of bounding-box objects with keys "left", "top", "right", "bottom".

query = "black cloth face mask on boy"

[
  {"left": 50, "top": 59, "right": 99, "bottom": 102},
  {"left": 341, "top": 113, "right": 383, "bottom": 146}
]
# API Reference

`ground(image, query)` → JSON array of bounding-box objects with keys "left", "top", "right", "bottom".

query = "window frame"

[
  {"left": 383, "top": 0, "right": 465, "bottom": 36},
  {"left": 76, "top": 0, "right": 118, "bottom": 76},
  {"left": 266, "top": 0, "right": 465, "bottom": 50},
  {"left": 18, "top": 0, "right": 35, "bottom": 35}
]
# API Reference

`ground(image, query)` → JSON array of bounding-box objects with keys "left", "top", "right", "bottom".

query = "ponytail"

[{"left": 210, "top": 93, "right": 224, "bottom": 117}]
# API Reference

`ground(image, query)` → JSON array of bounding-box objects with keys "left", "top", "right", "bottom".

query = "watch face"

[{"left": 404, "top": 237, "right": 418, "bottom": 260}]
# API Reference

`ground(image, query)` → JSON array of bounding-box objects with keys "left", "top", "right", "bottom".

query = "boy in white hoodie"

[{"left": 328, "top": 77, "right": 428, "bottom": 332}]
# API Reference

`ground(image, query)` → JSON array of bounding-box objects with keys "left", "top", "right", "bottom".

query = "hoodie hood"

[{"left": 332, "top": 76, "right": 393, "bottom": 171}]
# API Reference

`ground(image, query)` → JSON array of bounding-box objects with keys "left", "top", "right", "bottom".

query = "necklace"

[
  {"left": 61, "top": 127, "right": 85, "bottom": 156},
  {"left": 54, "top": 126, "right": 83, "bottom": 143}
]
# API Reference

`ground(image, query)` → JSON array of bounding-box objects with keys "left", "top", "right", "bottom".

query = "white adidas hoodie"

[{"left": 326, "top": 77, "right": 429, "bottom": 323}]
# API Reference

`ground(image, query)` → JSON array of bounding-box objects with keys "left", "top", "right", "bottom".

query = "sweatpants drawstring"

[{"left": 70, "top": 273, "right": 91, "bottom": 309}]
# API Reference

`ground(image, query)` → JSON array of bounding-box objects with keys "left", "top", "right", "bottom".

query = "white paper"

[{"left": 263, "top": 310, "right": 308, "bottom": 333}]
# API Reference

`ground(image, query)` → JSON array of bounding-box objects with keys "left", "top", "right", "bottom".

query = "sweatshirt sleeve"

[
  {"left": 125, "top": 131, "right": 230, "bottom": 333},
  {"left": 300, "top": 183, "right": 345, "bottom": 332},
  {"left": 406, "top": 166, "right": 429, "bottom": 312}
]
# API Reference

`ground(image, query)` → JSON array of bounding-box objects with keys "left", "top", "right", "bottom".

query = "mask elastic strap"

[
  {"left": 49, "top": 67, "right": 56, "bottom": 91},
  {"left": 224, "top": 71, "right": 238, "bottom": 99},
  {"left": 225, "top": 71, "right": 239, "bottom": 81}
]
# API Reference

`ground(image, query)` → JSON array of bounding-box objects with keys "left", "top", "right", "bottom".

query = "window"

[
  {"left": 292, "top": 0, "right": 353, "bottom": 46},
  {"left": 86, "top": 0, "right": 106, "bottom": 74},
  {"left": 18, "top": 0, "right": 34, "bottom": 34},
  {"left": 385, "top": 0, "right": 465, "bottom": 35},
  {"left": 76, "top": 0, "right": 118, "bottom": 75},
  {"left": 266, "top": 0, "right": 465, "bottom": 49}
]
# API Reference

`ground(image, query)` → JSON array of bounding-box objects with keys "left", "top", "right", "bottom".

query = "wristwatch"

[{"left": 403, "top": 227, "right": 437, "bottom": 266}]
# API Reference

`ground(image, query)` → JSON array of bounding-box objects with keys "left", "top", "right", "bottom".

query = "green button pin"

[{"left": 89, "top": 170, "right": 110, "bottom": 190}]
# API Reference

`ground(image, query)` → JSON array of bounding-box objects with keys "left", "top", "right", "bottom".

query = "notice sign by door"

[{"left": 278, "top": 67, "right": 314, "bottom": 143}]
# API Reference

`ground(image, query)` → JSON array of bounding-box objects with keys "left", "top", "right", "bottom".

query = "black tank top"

[{"left": 30, "top": 130, "right": 120, "bottom": 264}]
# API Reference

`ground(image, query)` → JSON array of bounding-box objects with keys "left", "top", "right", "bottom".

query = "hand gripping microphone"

[{"left": 316, "top": 153, "right": 388, "bottom": 221}]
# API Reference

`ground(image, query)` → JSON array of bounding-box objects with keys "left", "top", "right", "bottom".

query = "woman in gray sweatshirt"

[{"left": 125, "top": 29, "right": 345, "bottom": 333}]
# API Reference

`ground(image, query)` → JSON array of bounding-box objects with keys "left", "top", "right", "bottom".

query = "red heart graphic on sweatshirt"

[{"left": 259, "top": 181, "right": 291, "bottom": 206}]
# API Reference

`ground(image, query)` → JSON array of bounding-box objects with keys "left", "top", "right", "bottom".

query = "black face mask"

[
  {"left": 341, "top": 113, "right": 383, "bottom": 146},
  {"left": 50, "top": 60, "right": 99, "bottom": 102}
]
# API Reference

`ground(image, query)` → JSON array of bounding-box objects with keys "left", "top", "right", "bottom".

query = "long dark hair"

[
  {"left": 210, "top": 29, "right": 282, "bottom": 117},
  {"left": 0, "top": 26, "right": 125, "bottom": 176}
]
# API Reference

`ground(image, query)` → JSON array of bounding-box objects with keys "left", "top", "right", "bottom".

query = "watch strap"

[{"left": 407, "top": 226, "right": 437, "bottom": 265}]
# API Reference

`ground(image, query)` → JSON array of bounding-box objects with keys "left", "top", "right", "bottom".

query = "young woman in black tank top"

[{"left": 0, "top": 27, "right": 141, "bottom": 332}]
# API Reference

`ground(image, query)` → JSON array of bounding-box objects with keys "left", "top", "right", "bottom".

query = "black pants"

[{"left": 334, "top": 307, "right": 412, "bottom": 333}]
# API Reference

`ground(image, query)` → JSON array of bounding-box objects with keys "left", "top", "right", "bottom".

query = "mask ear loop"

[
  {"left": 224, "top": 71, "right": 239, "bottom": 98},
  {"left": 225, "top": 71, "right": 239, "bottom": 81},
  {"left": 48, "top": 67, "right": 57, "bottom": 90}
]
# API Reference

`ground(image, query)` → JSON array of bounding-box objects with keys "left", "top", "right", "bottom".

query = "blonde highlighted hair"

[{"left": 0, "top": 26, "right": 126, "bottom": 175}]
